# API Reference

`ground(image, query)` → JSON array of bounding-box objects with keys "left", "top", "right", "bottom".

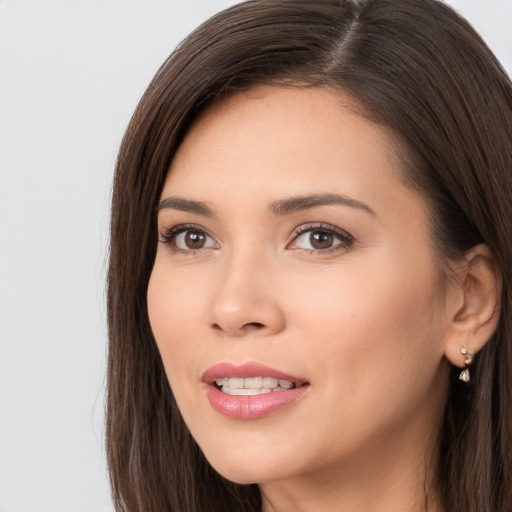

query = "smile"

[
  {"left": 215, "top": 377, "right": 300, "bottom": 395},
  {"left": 203, "top": 363, "right": 310, "bottom": 419}
]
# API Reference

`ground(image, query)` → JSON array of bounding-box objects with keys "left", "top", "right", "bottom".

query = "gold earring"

[{"left": 459, "top": 347, "right": 474, "bottom": 383}]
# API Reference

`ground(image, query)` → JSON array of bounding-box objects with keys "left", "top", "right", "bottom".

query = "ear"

[{"left": 443, "top": 244, "right": 502, "bottom": 368}]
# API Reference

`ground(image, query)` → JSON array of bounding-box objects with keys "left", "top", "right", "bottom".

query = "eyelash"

[{"left": 159, "top": 223, "right": 355, "bottom": 254}]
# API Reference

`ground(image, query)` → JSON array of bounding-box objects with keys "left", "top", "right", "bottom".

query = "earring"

[{"left": 459, "top": 347, "right": 474, "bottom": 383}]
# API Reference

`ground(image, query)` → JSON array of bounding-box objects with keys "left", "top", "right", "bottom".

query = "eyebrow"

[
  {"left": 157, "top": 193, "right": 376, "bottom": 218},
  {"left": 268, "top": 194, "right": 376, "bottom": 217},
  {"left": 157, "top": 196, "right": 216, "bottom": 217}
]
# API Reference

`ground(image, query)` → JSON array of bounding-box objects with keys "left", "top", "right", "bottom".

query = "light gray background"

[{"left": 0, "top": 1, "right": 510, "bottom": 511}]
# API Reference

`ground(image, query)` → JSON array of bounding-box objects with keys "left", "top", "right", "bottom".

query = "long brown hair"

[{"left": 107, "top": 1, "right": 512, "bottom": 510}]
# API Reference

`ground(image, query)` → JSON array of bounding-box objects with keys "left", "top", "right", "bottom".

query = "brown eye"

[
  {"left": 309, "top": 230, "right": 333, "bottom": 250},
  {"left": 184, "top": 230, "right": 206, "bottom": 249}
]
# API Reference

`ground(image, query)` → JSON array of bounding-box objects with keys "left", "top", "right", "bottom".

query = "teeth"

[
  {"left": 262, "top": 377, "right": 279, "bottom": 388},
  {"left": 244, "top": 377, "right": 262, "bottom": 389},
  {"left": 222, "top": 387, "right": 273, "bottom": 396},
  {"left": 215, "top": 377, "right": 298, "bottom": 394},
  {"left": 278, "top": 379, "right": 294, "bottom": 389},
  {"left": 228, "top": 378, "right": 244, "bottom": 389}
]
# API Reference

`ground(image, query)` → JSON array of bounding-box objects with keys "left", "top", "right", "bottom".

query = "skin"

[{"left": 147, "top": 86, "right": 499, "bottom": 511}]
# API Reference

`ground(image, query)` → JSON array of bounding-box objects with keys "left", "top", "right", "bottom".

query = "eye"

[
  {"left": 160, "top": 225, "right": 218, "bottom": 252},
  {"left": 287, "top": 224, "right": 354, "bottom": 253}
]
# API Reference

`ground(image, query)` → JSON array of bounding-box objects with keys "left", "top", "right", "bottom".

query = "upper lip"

[{"left": 202, "top": 362, "right": 308, "bottom": 385}]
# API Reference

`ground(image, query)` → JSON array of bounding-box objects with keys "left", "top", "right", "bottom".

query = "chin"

[{"left": 202, "top": 445, "right": 296, "bottom": 485}]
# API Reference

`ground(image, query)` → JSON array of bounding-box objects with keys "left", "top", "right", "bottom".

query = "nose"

[{"left": 209, "top": 251, "right": 286, "bottom": 337}]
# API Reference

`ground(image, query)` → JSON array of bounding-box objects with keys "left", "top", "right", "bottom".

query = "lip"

[
  {"left": 202, "top": 362, "right": 310, "bottom": 420},
  {"left": 202, "top": 362, "right": 308, "bottom": 385}
]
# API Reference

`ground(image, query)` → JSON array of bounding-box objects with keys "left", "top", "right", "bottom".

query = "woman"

[{"left": 106, "top": 1, "right": 512, "bottom": 511}]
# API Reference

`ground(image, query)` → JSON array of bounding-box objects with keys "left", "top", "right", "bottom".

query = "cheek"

[
  {"left": 147, "top": 265, "right": 216, "bottom": 434},
  {"left": 282, "top": 254, "right": 445, "bottom": 398},
  {"left": 147, "top": 264, "right": 205, "bottom": 385}
]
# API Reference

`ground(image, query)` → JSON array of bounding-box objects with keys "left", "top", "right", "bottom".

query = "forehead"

[{"left": 165, "top": 86, "right": 402, "bottom": 194}]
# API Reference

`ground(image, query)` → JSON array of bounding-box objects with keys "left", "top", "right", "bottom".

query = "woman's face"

[{"left": 147, "top": 86, "right": 453, "bottom": 487}]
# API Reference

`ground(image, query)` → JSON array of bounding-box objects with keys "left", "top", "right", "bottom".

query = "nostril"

[
  {"left": 211, "top": 321, "right": 269, "bottom": 334},
  {"left": 211, "top": 322, "right": 264, "bottom": 331},
  {"left": 245, "top": 322, "right": 265, "bottom": 330}
]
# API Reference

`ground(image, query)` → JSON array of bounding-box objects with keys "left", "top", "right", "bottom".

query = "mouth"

[
  {"left": 203, "top": 361, "right": 309, "bottom": 390},
  {"left": 214, "top": 377, "right": 306, "bottom": 395},
  {"left": 203, "top": 362, "right": 310, "bottom": 419}
]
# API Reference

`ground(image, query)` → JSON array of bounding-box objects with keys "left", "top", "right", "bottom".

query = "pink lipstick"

[{"left": 203, "top": 362, "right": 310, "bottom": 420}]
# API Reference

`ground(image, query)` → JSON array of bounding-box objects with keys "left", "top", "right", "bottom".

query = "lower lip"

[{"left": 205, "top": 384, "right": 309, "bottom": 420}]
